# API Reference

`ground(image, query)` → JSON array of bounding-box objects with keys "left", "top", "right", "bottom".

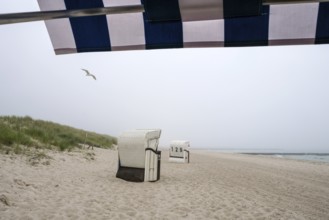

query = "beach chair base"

[{"left": 116, "top": 166, "right": 145, "bottom": 182}]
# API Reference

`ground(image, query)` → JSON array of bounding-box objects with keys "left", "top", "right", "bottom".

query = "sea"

[
  {"left": 245, "top": 153, "right": 329, "bottom": 163},
  {"left": 196, "top": 148, "right": 329, "bottom": 163}
]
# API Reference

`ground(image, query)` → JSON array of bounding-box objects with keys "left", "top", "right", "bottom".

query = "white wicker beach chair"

[
  {"left": 116, "top": 129, "right": 162, "bottom": 182},
  {"left": 169, "top": 140, "right": 190, "bottom": 163}
]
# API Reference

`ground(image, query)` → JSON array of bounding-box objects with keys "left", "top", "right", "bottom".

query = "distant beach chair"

[
  {"left": 116, "top": 129, "right": 162, "bottom": 182},
  {"left": 169, "top": 140, "right": 190, "bottom": 163}
]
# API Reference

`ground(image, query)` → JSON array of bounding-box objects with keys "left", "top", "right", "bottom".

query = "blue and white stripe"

[{"left": 37, "top": 0, "right": 329, "bottom": 55}]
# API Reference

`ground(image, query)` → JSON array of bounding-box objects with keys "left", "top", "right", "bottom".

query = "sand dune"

[{"left": 1, "top": 148, "right": 329, "bottom": 220}]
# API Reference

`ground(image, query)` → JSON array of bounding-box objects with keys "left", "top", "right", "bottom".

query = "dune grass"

[{"left": 0, "top": 115, "right": 117, "bottom": 154}]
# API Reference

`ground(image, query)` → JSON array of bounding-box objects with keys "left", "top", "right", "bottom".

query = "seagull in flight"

[{"left": 81, "top": 69, "right": 96, "bottom": 80}]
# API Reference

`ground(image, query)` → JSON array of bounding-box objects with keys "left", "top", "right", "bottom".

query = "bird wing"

[
  {"left": 81, "top": 69, "right": 96, "bottom": 80},
  {"left": 81, "top": 68, "right": 90, "bottom": 75}
]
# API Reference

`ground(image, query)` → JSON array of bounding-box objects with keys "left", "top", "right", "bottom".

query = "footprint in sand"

[
  {"left": 14, "top": 178, "right": 29, "bottom": 187},
  {"left": 0, "top": 194, "right": 10, "bottom": 206}
]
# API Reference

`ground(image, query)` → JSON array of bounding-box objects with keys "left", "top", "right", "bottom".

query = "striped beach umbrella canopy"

[{"left": 1, "top": 0, "right": 329, "bottom": 54}]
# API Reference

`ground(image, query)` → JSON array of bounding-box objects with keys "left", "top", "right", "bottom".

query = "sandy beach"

[{"left": 1, "top": 148, "right": 329, "bottom": 220}]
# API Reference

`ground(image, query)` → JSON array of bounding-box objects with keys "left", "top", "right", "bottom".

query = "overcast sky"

[{"left": 1, "top": 1, "right": 329, "bottom": 152}]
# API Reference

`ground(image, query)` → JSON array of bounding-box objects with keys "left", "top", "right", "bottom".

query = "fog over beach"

[{"left": 1, "top": 0, "right": 329, "bottom": 153}]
